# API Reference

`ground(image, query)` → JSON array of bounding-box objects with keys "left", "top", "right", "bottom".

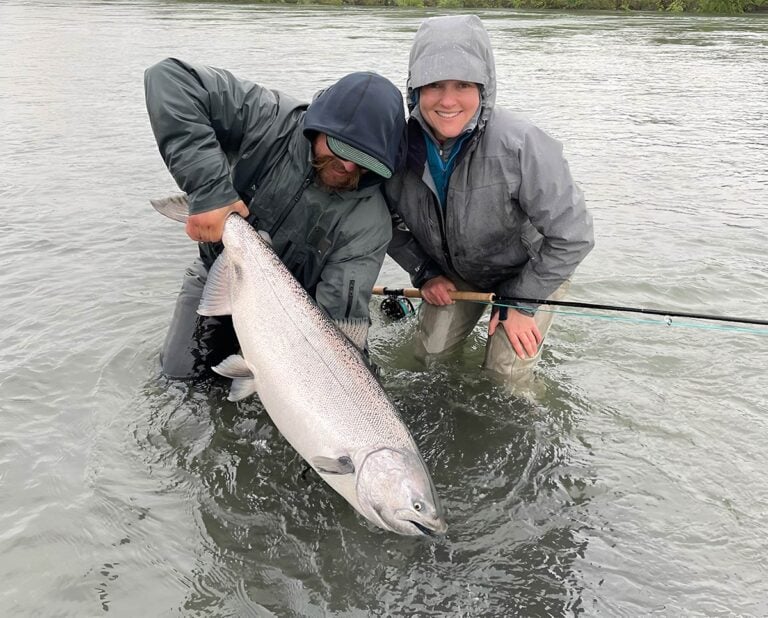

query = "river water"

[{"left": 1, "top": 1, "right": 767, "bottom": 615}]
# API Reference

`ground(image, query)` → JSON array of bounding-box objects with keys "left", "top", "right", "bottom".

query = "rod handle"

[{"left": 372, "top": 286, "right": 496, "bottom": 303}]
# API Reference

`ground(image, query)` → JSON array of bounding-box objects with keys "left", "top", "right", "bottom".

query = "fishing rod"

[{"left": 372, "top": 286, "right": 768, "bottom": 328}]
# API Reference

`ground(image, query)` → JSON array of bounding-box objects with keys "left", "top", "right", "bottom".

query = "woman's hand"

[
  {"left": 420, "top": 275, "right": 457, "bottom": 305},
  {"left": 488, "top": 308, "right": 542, "bottom": 359}
]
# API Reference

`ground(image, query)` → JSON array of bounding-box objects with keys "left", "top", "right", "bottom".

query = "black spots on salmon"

[{"left": 232, "top": 262, "right": 243, "bottom": 283}]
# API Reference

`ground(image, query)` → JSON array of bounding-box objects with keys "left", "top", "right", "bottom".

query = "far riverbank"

[{"left": 229, "top": 0, "right": 768, "bottom": 14}]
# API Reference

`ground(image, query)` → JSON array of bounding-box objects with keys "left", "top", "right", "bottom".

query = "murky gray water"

[{"left": 1, "top": 1, "right": 767, "bottom": 615}]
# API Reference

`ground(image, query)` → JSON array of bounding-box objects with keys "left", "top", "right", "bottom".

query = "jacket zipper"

[
  {"left": 269, "top": 171, "right": 313, "bottom": 237},
  {"left": 428, "top": 182, "right": 455, "bottom": 274}
]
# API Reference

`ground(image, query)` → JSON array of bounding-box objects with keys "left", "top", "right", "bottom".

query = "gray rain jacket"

[
  {"left": 386, "top": 15, "right": 594, "bottom": 310},
  {"left": 145, "top": 58, "right": 405, "bottom": 323}
]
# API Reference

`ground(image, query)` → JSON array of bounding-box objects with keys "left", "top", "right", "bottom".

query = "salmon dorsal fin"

[{"left": 333, "top": 318, "right": 369, "bottom": 351}]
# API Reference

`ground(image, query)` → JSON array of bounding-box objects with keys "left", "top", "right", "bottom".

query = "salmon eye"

[{"left": 413, "top": 501, "right": 423, "bottom": 512}]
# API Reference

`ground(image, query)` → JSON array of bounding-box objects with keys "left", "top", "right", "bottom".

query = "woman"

[{"left": 386, "top": 14, "right": 594, "bottom": 385}]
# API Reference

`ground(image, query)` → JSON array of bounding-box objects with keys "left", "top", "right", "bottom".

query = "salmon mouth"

[{"left": 410, "top": 520, "right": 441, "bottom": 537}]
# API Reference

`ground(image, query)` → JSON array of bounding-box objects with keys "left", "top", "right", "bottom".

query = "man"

[
  {"left": 144, "top": 58, "right": 406, "bottom": 378},
  {"left": 386, "top": 15, "right": 594, "bottom": 387}
]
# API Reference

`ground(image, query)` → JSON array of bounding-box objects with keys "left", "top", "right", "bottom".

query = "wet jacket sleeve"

[
  {"left": 315, "top": 197, "right": 392, "bottom": 323},
  {"left": 498, "top": 126, "right": 594, "bottom": 306},
  {"left": 144, "top": 58, "right": 280, "bottom": 215},
  {"left": 383, "top": 177, "right": 444, "bottom": 288}
]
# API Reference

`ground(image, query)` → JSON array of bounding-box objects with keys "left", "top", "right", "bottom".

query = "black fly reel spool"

[{"left": 380, "top": 295, "right": 415, "bottom": 321}]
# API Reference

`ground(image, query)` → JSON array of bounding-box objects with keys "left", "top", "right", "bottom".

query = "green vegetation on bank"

[{"left": 253, "top": 0, "right": 768, "bottom": 13}]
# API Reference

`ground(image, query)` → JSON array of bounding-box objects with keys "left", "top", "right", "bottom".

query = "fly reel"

[{"left": 380, "top": 295, "right": 415, "bottom": 321}]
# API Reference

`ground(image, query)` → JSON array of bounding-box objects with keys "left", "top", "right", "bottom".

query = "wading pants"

[
  {"left": 414, "top": 279, "right": 571, "bottom": 386},
  {"left": 160, "top": 258, "right": 239, "bottom": 379}
]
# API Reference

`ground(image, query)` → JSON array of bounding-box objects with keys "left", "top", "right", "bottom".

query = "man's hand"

[
  {"left": 488, "top": 307, "right": 542, "bottom": 359},
  {"left": 421, "top": 275, "right": 457, "bottom": 305},
  {"left": 185, "top": 199, "right": 250, "bottom": 243}
]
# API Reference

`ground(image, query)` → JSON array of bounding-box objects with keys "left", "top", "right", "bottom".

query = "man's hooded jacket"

[{"left": 145, "top": 58, "right": 405, "bottom": 325}]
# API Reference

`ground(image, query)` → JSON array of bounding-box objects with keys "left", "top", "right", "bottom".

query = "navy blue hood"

[{"left": 303, "top": 72, "right": 406, "bottom": 182}]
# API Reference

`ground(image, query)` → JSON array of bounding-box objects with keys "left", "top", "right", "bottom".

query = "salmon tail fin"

[{"left": 150, "top": 194, "right": 189, "bottom": 223}]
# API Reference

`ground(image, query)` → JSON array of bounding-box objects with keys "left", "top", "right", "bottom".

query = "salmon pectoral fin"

[{"left": 311, "top": 456, "right": 355, "bottom": 475}]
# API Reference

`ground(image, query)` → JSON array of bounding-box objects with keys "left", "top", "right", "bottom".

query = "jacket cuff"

[
  {"left": 411, "top": 260, "right": 444, "bottom": 289},
  {"left": 187, "top": 178, "right": 241, "bottom": 216},
  {"left": 495, "top": 279, "right": 538, "bottom": 315}
]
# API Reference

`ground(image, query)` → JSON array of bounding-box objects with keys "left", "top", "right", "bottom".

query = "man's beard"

[{"left": 312, "top": 155, "right": 362, "bottom": 192}]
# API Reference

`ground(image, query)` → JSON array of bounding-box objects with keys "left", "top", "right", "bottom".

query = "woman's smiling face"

[{"left": 418, "top": 80, "right": 480, "bottom": 143}]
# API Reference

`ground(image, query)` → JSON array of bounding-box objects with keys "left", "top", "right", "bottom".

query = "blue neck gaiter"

[{"left": 424, "top": 132, "right": 470, "bottom": 209}]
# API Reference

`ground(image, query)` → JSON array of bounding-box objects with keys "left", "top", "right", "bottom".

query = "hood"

[
  {"left": 303, "top": 72, "right": 406, "bottom": 182},
  {"left": 407, "top": 15, "right": 496, "bottom": 132}
]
